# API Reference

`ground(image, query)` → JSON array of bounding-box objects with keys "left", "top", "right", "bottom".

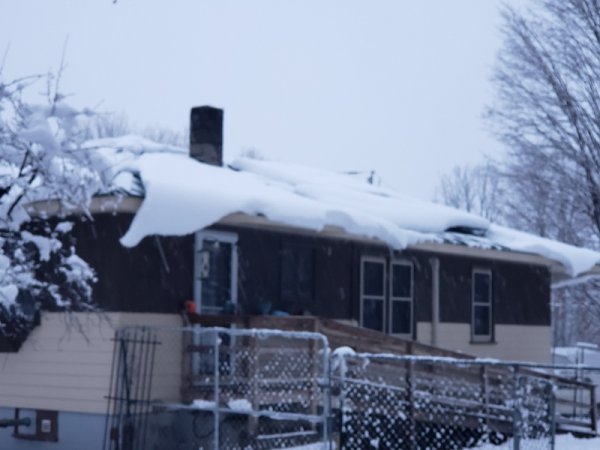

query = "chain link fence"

[
  {"left": 331, "top": 351, "right": 556, "bottom": 450},
  {"left": 104, "top": 326, "right": 331, "bottom": 450},
  {"left": 550, "top": 365, "right": 599, "bottom": 440},
  {"left": 104, "top": 326, "right": 600, "bottom": 450}
]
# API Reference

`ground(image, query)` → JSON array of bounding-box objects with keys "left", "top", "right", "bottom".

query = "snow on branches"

[{"left": 0, "top": 72, "right": 103, "bottom": 342}]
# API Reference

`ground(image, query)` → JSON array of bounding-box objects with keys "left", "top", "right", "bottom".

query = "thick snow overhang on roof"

[{"left": 77, "top": 137, "right": 600, "bottom": 285}]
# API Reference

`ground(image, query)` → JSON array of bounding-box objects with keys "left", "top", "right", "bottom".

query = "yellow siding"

[
  {"left": 0, "top": 312, "right": 182, "bottom": 414},
  {"left": 417, "top": 322, "right": 552, "bottom": 363},
  {"left": 143, "top": 326, "right": 184, "bottom": 404}
]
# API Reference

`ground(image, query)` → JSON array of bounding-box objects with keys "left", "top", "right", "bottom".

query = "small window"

[
  {"left": 361, "top": 258, "right": 386, "bottom": 332},
  {"left": 200, "top": 241, "right": 232, "bottom": 309},
  {"left": 280, "top": 244, "right": 315, "bottom": 314},
  {"left": 472, "top": 270, "right": 492, "bottom": 342},
  {"left": 391, "top": 263, "right": 412, "bottom": 298},
  {"left": 390, "top": 262, "right": 413, "bottom": 336},
  {"left": 194, "top": 231, "right": 238, "bottom": 314}
]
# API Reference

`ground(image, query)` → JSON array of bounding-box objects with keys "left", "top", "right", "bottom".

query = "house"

[{"left": 0, "top": 106, "right": 599, "bottom": 449}]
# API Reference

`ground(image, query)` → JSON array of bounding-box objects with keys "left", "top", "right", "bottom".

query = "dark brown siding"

[
  {"left": 411, "top": 253, "right": 433, "bottom": 323},
  {"left": 347, "top": 245, "right": 551, "bottom": 328},
  {"left": 72, "top": 214, "right": 193, "bottom": 313},
  {"left": 428, "top": 252, "right": 550, "bottom": 326},
  {"left": 491, "top": 259, "right": 551, "bottom": 325},
  {"left": 315, "top": 240, "right": 354, "bottom": 319},
  {"left": 69, "top": 214, "right": 551, "bottom": 327},
  {"left": 217, "top": 225, "right": 354, "bottom": 319}
]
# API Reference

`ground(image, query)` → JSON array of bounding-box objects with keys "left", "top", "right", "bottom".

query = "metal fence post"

[
  {"left": 591, "top": 380, "right": 598, "bottom": 435},
  {"left": 512, "top": 366, "right": 521, "bottom": 450},
  {"left": 480, "top": 365, "right": 489, "bottom": 437},
  {"left": 336, "top": 353, "right": 346, "bottom": 450},
  {"left": 549, "top": 381, "right": 556, "bottom": 450},
  {"left": 322, "top": 339, "right": 332, "bottom": 450},
  {"left": 213, "top": 330, "right": 220, "bottom": 450},
  {"left": 406, "top": 359, "right": 417, "bottom": 450}
]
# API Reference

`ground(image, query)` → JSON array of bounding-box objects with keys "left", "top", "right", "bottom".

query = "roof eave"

[
  {"left": 25, "top": 197, "right": 597, "bottom": 286},
  {"left": 218, "top": 213, "right": 584, "bottom": 278}
]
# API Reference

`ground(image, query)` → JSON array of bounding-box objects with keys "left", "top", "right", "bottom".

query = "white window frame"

[
  {"left": 359, "top": 256, "right": 386, "bottom": 332},
  {"left": 389, "top": 260, "right": 413, "bottom": 338},
  {"left": 471, "top": 268, "right": 493, "bottom": 342},
  {"left": 194, "top": 230, "right": 238, "bottom": 313}
]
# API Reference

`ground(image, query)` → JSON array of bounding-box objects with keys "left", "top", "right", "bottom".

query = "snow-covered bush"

[{"left": 0, "top": 73, "right": 103, "bottom": 343}]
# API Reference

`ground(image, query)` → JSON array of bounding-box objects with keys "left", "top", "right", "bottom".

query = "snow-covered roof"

[{"left": 84, "top": 136, "right": 600, "bottom": 280}]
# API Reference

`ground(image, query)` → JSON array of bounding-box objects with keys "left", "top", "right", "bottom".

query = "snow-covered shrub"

[{"left": 0, "top": 72, "right": 103, "bottom": 343}]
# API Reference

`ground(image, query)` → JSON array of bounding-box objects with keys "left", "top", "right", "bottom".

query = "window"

[
  {"left": 280, "top": 244, "right": 315, "bottom": 314},
  {"left": 390, "top": 262, "right": 413, "bottom": 337},
  {"left": 472, "top": 269, "right": 492, "bottom": 341},
  {"left": 194, "top": 231, "right": 238, "bottom": 313},
  {"left": 360, "top": 258, "right": 386, "bottom": 332}
]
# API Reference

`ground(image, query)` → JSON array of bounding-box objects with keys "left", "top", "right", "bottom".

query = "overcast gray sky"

[{"left": 0, "top": 0, "right": 525, "bottom": 200}]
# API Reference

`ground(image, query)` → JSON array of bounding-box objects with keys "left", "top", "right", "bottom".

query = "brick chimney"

[{"left": 189, "top": 106, "right": 223, "bottom": 166}]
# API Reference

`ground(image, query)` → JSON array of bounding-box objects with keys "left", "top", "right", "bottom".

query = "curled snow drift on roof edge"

[{"left": 102, "top": 147, "right": 600, "bottom": 278}]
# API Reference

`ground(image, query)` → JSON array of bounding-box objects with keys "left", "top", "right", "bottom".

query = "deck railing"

[
  {"left": 185, "top": 313, "right": 598, "bottom": 438},
  {"left": 104, "top": 317, "right": 599, "bottom": 450}
]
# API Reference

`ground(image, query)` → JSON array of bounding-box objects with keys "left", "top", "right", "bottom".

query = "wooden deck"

[{"left": 183, "top": 314, "right": 598, "bottom": 438}]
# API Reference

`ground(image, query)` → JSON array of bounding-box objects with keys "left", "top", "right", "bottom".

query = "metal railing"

[
  {"left": 105, "top": 326, "right": 331, "bottom": 450},
  {"left": 103, "top": 325, "right": 600, "bottom": 450},
  {"left": 332, "top": 352, "right": 555, "bottom": 450}
]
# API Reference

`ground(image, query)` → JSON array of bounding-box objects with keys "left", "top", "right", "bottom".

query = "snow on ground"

[
  {"left": 476, "top": 434, "right": 600, "bottom": 449},
  {"left": 274, "top": 445, "right": 330, "bottom": 450},
  {"left": 86, "top": 137, "right": 600, "bottom": 277},
  {"left": 272, "top": 434, "right": 600, "bottom": 449}
]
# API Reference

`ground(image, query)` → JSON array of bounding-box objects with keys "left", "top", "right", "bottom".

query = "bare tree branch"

[{"left": 488, "top": 0, "right": 600, "bottom": 344}]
